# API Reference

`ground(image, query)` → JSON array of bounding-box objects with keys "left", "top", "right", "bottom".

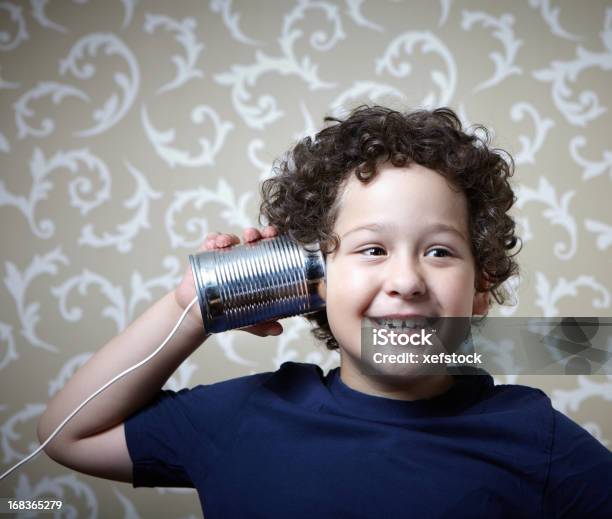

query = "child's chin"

[{"left": 360, "top": 359, "right": 446, "bottom": 380}]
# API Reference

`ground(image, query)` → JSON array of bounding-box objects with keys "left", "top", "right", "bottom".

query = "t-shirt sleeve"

[
  {"left": 542, "top": 409, "right": 612, "bottom": 518},
  {"left": 124, "top": 388, "right": 197, "bottom": 488},
  {"left": 124, "top": 372, "right": 272, "bottom": 488}
]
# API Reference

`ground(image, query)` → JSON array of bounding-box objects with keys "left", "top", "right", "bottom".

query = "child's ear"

[
  {"left": 472, "top": 288, "right": 489, "bottom": 316},
  {"left": 472, "top": 278, "right": 491, "bottom": 315},
  {"left": 472, "top": 273, "right": 490, "bottom": 316}
]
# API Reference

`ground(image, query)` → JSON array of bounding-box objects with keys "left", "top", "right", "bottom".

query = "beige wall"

[{"left": 1, "top": 0, "right": 610, "bottom": 516}]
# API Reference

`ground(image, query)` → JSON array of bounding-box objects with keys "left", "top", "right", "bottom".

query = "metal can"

[{"left": 188, "top": 234, "right": 326, "bottom": 333}]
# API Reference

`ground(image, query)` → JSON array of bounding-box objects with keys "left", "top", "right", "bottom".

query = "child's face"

[{"left": 325, "top": 162, "right": 488, "bottom": 376}]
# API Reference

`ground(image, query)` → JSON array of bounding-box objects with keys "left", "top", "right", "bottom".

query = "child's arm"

[{"left": 36, "top": 227, "right": 281, "bottom": 482}]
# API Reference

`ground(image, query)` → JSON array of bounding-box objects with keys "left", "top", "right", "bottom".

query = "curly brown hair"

[{"left": 259, "top": 105, "right": 521, "bottom": 350}]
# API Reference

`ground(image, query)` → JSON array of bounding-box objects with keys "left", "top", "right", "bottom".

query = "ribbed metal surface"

[{"left": 189, "top": 235, "right": 326, "bottom": 333}]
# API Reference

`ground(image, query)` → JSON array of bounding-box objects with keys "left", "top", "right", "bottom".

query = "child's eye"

[
  {"left": 359, "top": 247, "right": 386, "bottom": 256},
  {"left": 358, "top": 247, "right": 452, "bottom": 257},
  {"left": 426, "top": 247, "right": 452, "bottom": 258}
]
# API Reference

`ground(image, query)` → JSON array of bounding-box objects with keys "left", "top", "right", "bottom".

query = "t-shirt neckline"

[{"left": 324, "top": 366, "right": 494, "bottom": 421}]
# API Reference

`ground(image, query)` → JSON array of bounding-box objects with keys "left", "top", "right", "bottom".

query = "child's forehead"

[
  {"left": 339, "top": 220, "right": 469, "bottom": 243},
  {"left": 333, "top": 164, "right": 468, "bottom": 222}
]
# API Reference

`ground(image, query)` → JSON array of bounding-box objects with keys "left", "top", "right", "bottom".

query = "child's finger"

[
  {"left": 205, "top": 232, "right": 220, "bottom": 249},
  {"left": 239, "top": 320, "right": 283, "bottom": 337},
  {"left": 195, "top": 232, "right": 218, "bottom": 252},
  {"left": 261, "top": 225, "right": 278, "bottom": 237},
  {"left": 266, "top": 322, "right": 283, "bottom": 335},
  {"left": 243, "top": 227, "right": 261, "bottom": 242},
  {"left": 215, "top": 233, "right": 241, "bottom": 248},
  {"left": 196, "top": 232, "right": 240, "bottom": 252},
  {"left": 244, "top": 225, "right": 278, "bottom": 243}
]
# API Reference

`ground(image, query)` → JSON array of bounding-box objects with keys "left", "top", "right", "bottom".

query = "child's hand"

[{"left": 175, "top": 226, "right": 284, "bottom": 336}]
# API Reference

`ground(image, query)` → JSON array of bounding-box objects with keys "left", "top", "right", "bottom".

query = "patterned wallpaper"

[{"left": 1, "top": 0, "right": 611, "bottom": 516}]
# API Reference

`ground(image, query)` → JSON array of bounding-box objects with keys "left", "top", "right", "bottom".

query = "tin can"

[{"left": 188, "top": 234, "right": 326, "bottom": 333}]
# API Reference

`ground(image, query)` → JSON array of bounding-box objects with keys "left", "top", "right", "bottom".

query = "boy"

[{"left": 38, "top": 106, "right": 612, "bottom": 517}]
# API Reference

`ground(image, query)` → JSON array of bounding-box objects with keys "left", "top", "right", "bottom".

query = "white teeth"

[{"left": 373, "top": 318, "right": 427, "bottom": 328}]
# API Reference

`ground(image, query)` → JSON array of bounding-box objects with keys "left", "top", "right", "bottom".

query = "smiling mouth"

[{"left": 366, "top": 317, "right": 439, "bottom": 330}]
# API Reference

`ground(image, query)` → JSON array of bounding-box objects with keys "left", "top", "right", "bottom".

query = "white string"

[{"left": 0, "top": 296, "right": 201, "bottom": 481}]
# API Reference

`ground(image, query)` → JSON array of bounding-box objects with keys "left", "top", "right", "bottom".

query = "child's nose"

[{"left": 383, "top": 257, "right": 427, "bottom": 298}]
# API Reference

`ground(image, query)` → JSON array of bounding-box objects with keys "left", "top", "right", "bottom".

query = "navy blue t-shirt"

[{"left": 124, "top": 362, "right": 612, "bottom": 518}]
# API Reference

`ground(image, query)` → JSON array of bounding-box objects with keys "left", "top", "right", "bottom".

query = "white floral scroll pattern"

[
  {"left": 79, "top": 162, "right": 163, "bottom": 253},
  {"left": 375, "top": 31, "right": 457, "bottom": 107},
  {"left": 14, "top": 81, "right": 90, "bottom": 139},
  {"left": 4, "top": 248, "right": 69, "bottom": 353},
  {"left": 345, "top": 0, "right": 383, "bottom": 32},
  {"left": 1, "top": 403, "right": 45, "bottom": 468},
  {"left": 214, "top": 332, "right": 259, "bottom": 368},
  {"left": 330, "top": 81, "right": 407, "bottom": 119},
  {"left": 515, "top": 177, "right": 578, "bottom": 260},
  {"left": 141, "top": 104, "right": 234, "bottom": 168},
  {"left": 0, "top": 322, "right": 17, "bottom": 371},
  {"left": 209, "top": 0, "right": 263, "bottom": 46},
  {"left": 165, "top": 178, "right": 253, "bottom": 249},
  {"left": 584, "top": 219, "right": 612, "bottom": 251},
  {"left": 509, "top": 102, "right": 555, "bottom": 165},
  {"left": 533, "top": 8, "right": 612, "bottom": 127},
  {"left": 534, "top": 272, "right": 610, "bottom": 317},
  {"left": 214, "top": 0, "right": 344, "bottom": 129},
  {"left": 294, "top": 100, "right": 317, "bottom": 140},
  {"left": 515, "top": 177, "right": 577, "bottom": 261},
  {"left": 552, "top": 375, "right": 612, "bottom": 416},
  {"left": 438, "top": 0, "right": 453, "bottom": 27},
  {"left": 1, "top": 407, "right": 45, "bottom": 497},
  {"left": 247, "top": 139, "right": 274, "bottom": 182},
  {"left": 528, "top": 0, "right": 584, "bottom": 42},
  {"left": 569, "top": 136, "right": 612, "bottom": 181},
  {"left": 13, "top": 473, "right": 98, "bottom": 518},
  {"left": 0, "top": 147, "right": 111, "bottom": 238},
  {"left": 51, "top": 257, "right": 180, "bottom": 333},
  {"left": 143, "top": 13, "right": 205, "bottom": 94},
  {"left": 30, "top": 0, "right": 71, "bottom": 34},
  {"left": 114, "top": 487, "right": 141, "bottom": 519},
  {"left": 59, "top": 32, "right": 140, "bottom": 137},
  {"left": 0, "top": 1, "right": 29, "bottom": 51},
  {"left": 461, "top": 11, "right": 523, "bottom": 93}
]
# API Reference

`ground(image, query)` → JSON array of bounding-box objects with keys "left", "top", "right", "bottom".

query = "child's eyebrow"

[{"left": 342, "top": 222, "right": 468, "bottom": 242}]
